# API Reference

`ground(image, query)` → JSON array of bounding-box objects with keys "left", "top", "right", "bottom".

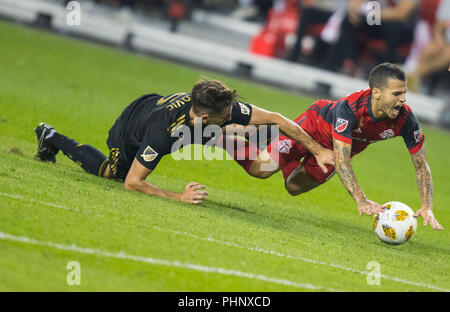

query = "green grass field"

[{"left": 0, "top": 20, "right": 449, "bottom": 292}]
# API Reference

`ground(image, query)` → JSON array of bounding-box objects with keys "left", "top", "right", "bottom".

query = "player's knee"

[
  {"left": 284, "top": 181, "right": 306, "bottom": 196},
  {"left": 250, "top": 170, "right": 273, "bottom": 179},
  {"left": 286, "top": 187, "right": 304, "bottom": 196},
  {"left": 248, "top": 160, "right": 277, "bottom": 179},
  {"left": 285, "top": 182, "right": 301, "bottom": 196}
]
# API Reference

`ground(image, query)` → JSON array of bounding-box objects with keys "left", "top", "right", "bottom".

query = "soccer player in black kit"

[{"left": 34, "top": 79, "right": 334, "bottom": 204}]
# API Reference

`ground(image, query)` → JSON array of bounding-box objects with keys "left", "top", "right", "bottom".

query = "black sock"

[{"left": 45, "top": 131, "right": 108, "bottom": 177}]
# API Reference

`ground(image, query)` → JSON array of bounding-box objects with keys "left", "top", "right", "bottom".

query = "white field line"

[
  {"left": 151, "top": 226, "right": 450, "bottom": 292},
  {"left": 0, "top": 193, "right": 73, "bottom": 211},
  {"left": 0, "top": 231, "right": 331, "bottom": 291},
  {"left": 1, "top": 192, "right": 449, "bottom": 292}
]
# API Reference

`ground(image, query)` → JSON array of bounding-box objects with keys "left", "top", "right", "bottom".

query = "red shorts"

[{"left": 266, "top": 111, "right": 335, "bottom": 184}]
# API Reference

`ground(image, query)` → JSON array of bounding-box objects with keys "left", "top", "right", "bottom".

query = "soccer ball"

[{"left": 373, "top": 201, "right": 417, "bottom": 245}]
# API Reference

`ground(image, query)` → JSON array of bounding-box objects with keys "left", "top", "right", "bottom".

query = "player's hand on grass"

[
  {"left": 413, "top": 208, "right": 444, "bottom": 231},
  {"left": 357, "top": 199, "right": 385, "bottom": 216},
  {"left": 316, "top": 147, "right": 335, "bottom": 174},
  {"left": 180, "top": 182, "right": 208, "bottom": 205}
]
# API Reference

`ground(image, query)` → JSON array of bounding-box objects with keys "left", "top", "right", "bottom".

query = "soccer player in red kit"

[{"left": 225, "top": 63, "right": 443, "bottom": 230}]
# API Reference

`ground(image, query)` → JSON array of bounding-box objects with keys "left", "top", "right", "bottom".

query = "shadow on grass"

[{"left": 202, "top": 200, "right": 256, "bottom": 215}]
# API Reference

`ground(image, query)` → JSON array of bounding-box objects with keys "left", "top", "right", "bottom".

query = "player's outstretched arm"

[
  {"left": 410, "top": 146, "right": 444, "bottom": 230},
  {"left": 124, "top": 158, "right": 208, "bottom": 205},
  {"left": 333, "top": 138, "right": 384, "bottom": 216},
  {"left": 249, "top": 105, "right": 335, "bottom": 173}
]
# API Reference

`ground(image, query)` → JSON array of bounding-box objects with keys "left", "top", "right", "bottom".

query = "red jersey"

[
  {"left": 267, "top": 88, "right": 425, "bottom": 183},
  {"left": 299, "top": 88, "right": 425, "bottom": 156}
]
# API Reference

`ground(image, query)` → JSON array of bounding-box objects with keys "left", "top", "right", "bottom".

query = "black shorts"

[
  {"left": 106, "top": 123, "right": 133, "bottom": 182},
  {"left": 105, "top": 93, "right": 163, "bottom": 181}
]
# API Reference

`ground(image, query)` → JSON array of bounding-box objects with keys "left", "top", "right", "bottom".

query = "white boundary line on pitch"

[
  {"left": 1, "top": 192, "right": 449, "bottom": 292},
  {"left": 0, "top": 231, "right": 334, "bottom": 291},
  {"left": 155, "top": 226, "right": 450, "bottom": 292}
]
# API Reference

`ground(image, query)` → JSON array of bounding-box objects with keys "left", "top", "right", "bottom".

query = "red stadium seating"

[{"left": 249, "top": 0, "right": 299, "bottom": 57}]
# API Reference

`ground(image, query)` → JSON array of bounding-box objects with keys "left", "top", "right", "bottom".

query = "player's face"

[
  {"left": 204, "top": 105, "right": 233, "bottom": 126},
  {"left": 379, "top": 78, "right": 407, "bottom": 119}
]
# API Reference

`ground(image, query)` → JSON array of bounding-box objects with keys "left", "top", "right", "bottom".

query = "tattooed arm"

[
  {"left": 250, "top": 105, "right": 335, "bottom": 173},
  {"left": 333, "top": 138, "right": 384, "bottom": 216},
  {"left": 411, "top": 146, "right": 444, "bottom": 230}
]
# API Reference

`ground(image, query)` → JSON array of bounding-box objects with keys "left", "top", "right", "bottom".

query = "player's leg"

[
  {"left": 283, "top": 154, "right": 335, "bottom": 196},
  {"left": 216, "top": 132, "right": 282, "bottom": 179},
  {"left": 219, "top": 112, "right": 313, "bottom": 180},
  {"left": 247, "top": 148, "right": 282, "bottom": 179},
  {"left": 34, "top": 122, "right": 109, "bottom": 177},
  {"left": 284, "top": 162, "right": 321, "bottom": 195},
  {"left": 102, "top": 145, "right": 131, "bottom": 181},
  {"left": 247, "top": 129, "right": 308, "bottom": 179},
  {"left": 98, "top": 153, "right": 130, "bottom": 181},
  {"left": 218, "top": 120, "right": 315, "bottom": 180}
]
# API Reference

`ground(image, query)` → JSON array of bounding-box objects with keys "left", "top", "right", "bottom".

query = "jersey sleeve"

[
  {"left": 229, "top": 101, "right": 252, "bottom": 125},
  {"left": 400, "top": 111, "right": 425, "bottom": 154},
  {"left": 331, "top": 100, "right": 358, "bottom": 144},
  {"left": 136, "top": 123, "right": 172, "bottom": 170}
]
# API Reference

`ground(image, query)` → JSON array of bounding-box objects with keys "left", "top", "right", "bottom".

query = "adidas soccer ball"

[{"left": 373, "top": 201, "right": 417, "bottom": 245}]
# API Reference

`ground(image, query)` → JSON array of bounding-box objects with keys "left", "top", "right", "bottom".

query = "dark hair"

[
  {"left": 368, "top": 63, "right": 406, "bottom": 90},
  {"left": 191, "top": 78, "right": 237, "bottom": 115}
]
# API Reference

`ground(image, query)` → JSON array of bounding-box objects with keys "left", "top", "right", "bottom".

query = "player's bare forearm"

[
  {"left": 249, "top": 105, "right": 334, "bottom": 171},
  {"left": 277, "top": 115, "right": 326, "bottom": 156},
  {"left": 124, "top": 158, "right": 181, "bottom": 201},
  {"left": 124, "top": 172, "right": 181, "bottom": 201},
  {"left": 127, "top": 180, "right": 181, "bottom": 199},
  {"left": 125, "top": 180, "right": 208, "bottom": 205},
  {"left": 411, "top": 146, "right": 443, "bottom": 230},
  {"left": 249, "top": 106, "right": 324, "bottom": 154},
  {"left": 411, "top": 146, "right": 433, "bottom": 209},
  {"left": 260, "top": 111, "right": 327, "bottom": 156},
  {"left": 333, "top": 139, "right": 366, "bottom": 203},
  {"left": 124, "top": 158, "right": 208, "bottom": 204}
]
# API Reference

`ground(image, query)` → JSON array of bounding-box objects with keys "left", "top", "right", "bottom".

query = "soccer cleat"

[{"left": 34, "top": 122, "right": 59, "bottom": 163}]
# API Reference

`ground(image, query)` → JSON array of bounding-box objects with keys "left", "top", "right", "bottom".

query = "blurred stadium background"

[{"left": 1, "top": 0, "right": 449, "bottom": 127}]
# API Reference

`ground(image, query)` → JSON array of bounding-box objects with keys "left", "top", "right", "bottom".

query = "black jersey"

[{"left": 108, "top": 92, "right": 253, "bottom": 171}]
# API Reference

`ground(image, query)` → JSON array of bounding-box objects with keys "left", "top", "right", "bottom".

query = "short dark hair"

[
  {"left": 368, "top": 63, "right": 406, "bottom": 90},
  {"left": 191, "top": 78, "right": 237, "bottom": 115}
]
